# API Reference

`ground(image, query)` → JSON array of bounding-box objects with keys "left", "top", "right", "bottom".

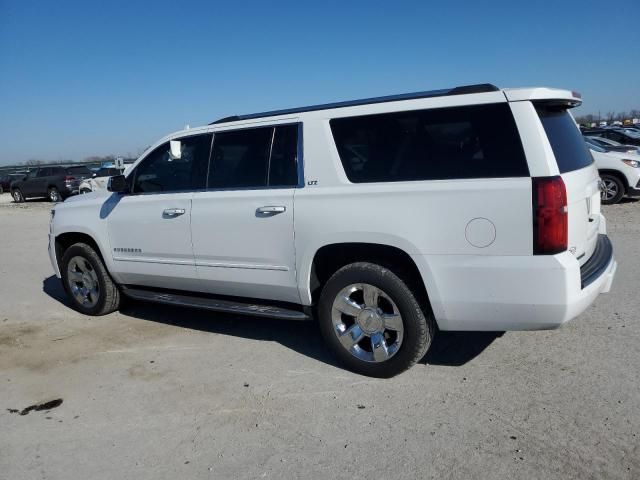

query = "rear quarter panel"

[{"left": 295, "top": 114, "right": 534, "bottom": 305}]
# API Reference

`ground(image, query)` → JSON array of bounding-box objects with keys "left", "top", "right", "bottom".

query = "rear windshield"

[
  {"left": 537, "top": 107, "right": 594, "bottom": 173},
  {"left": 66, "top": 166, "right": 92, "bottom": 175}
]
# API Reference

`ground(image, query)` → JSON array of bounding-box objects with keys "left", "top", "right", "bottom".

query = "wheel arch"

[
  {"left": 304, "top": 242, "right": 438, "bottom": 324},
  {"left": 55, "top": 231, "right": 109, "bottom": 275},
  {"left": 599, "top": 169, "right": 628, "bottom": 192}
]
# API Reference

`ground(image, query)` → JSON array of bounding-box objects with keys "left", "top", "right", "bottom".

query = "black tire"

[
  {"left": 12, "top": 189, "right": 24, "bottom": 203},
  {"left": 60, "top": 242, "right": 121, "bottom": 316},
  {"left": 48, "top": 187, "right": 62, "bottom": 202},
  {"left": 318, "top": 262, "right": 434, "bottom": 378},
  {"left": 600, "top": 174, "right": 625, "bottom": 205}
]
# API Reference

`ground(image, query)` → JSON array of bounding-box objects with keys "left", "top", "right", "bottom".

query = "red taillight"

[
  {"left": 532, "top": 176, "right": 568, "bottom": 255},
  {"left": 64, "top": 175, "right": 75, "bottom": 181}
]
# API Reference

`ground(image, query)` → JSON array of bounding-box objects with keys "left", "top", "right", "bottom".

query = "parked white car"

[
  {"left": 586, "top": 140, "right": 640, "bottom": 204},
  {"left": 584, "top": 136, "right": 640, "bottom": 155},
  {"left": 79, "top": 167, "right": 123, "bottom": 194},
  {"left": 48, "top": 84, "right": 617, "bottom": 377}
]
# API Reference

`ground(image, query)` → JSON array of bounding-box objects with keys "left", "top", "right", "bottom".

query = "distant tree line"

[{"left": 575, "top": 108, "right": 640, "bottom": 125}]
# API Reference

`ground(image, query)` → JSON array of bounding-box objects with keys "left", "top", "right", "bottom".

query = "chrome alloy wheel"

[
  {"left": 331, "top": 283, "right": 404, "bottom": 363},
  {"left": 66, "top": 256, "right": 100, "bottom": 308},
  {"left": 49, "top": 189, "right": 61, "bottom": 202},
  {"left": 601, "top": 178, "right": 619, "bottom": 202}
]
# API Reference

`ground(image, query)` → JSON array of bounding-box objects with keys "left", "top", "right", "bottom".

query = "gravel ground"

[{"left": 0, "top": 193, "right": 638, "bottom": 480}]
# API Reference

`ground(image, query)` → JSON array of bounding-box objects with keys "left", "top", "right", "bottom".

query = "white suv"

[{"left": 48, "top": 84, "right": 617, "bottom": 377}]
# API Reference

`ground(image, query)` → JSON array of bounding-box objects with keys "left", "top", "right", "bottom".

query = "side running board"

[{"left": 121, "top": 287, "right": 310, "bottom": 321}]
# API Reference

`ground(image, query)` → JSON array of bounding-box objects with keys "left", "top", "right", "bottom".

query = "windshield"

[
  {"left": 588, "top": 136, "right": 621, "bottom": 147},
  {"left": 584, "top": 138, "right": 607, "bottom": 153},
  {"left": 537, "top": 107, "right": 594, "bottom": 173},
  {"left": 623, "top": 129, "right": 640, "bottom": 139}
]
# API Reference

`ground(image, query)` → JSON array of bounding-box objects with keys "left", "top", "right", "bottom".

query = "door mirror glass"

[
  {"left": 107, "top": 175, "right": 128, "bottom": 193},
  {"left": 169, "top": 140, "right": 182, "bottom": 160}
]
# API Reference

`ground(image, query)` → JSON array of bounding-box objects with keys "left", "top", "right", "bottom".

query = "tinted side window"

[
  {"left": 52, "top": 167, "right": 67, "bottom": 176},
  {"left": 330, "top": 103, "right": 528, "bottom": 183},
  {"left": 36, "top": 168, "right": 50, "bottom": 177},
  {"left": 268, "top": 125, "right": 299, "bottom": 187},
  {"left": 209, "top": 127, "right": 272, "bottom": 189},
  {"left": 537, "top": 108, "right": 594, "bottom": 174},
  {"left": 133, "top": 133, "right": 212, "bottom": 193}
]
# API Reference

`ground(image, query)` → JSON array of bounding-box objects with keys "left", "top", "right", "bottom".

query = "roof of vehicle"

[
  {"left": 210, "top": 83, "right": 500, "bottom": 124},
  {"left": 209, "top": 84, "right": 582, "bottom": 125}
]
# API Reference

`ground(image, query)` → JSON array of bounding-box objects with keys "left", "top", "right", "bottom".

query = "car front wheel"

[
  {"left": 12, "top": 189, "right": 24, "bottom": 203},
  {"left": 60, "top": 242, "right": 121, "bottom": 316},
  {"left": 600, "top": 174, "right": 624, "bottom": 205},
  {"left": 318, "top": 262, "right": 434, "bottom": 378}
]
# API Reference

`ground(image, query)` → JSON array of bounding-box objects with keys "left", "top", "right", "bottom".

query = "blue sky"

[{"left": 0, "top": 0, "right": 638, "bottom": 165}]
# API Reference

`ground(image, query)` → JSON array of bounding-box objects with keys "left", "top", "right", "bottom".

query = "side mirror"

[
  {"left": 107, "top": 175, "right": 128, "bottom": 193},
  {"left": 169, "top": 140, "right": 182, "bottom": 160},
  {"left": 92, "top": 173, "right": 97, "bottom": 178}
]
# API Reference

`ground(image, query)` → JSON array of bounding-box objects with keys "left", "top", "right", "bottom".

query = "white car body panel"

[
  {"left": 191, "top": 188, "right": 299, "bottom": 303},
  {"left": 105, "top": 193, "right": 200, "bottom": 291},
  {"left": 49, "top": 85, "right": 616, "bottom": 331}
]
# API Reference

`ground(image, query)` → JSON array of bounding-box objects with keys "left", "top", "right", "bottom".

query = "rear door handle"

[
  {"left": 256, "top": 205, "right": 286, "bottom": 215},
  {"left": 163, "top": 208, "right": 186, "bottom": 217}
]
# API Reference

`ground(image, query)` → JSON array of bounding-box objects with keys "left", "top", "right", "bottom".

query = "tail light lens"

[
  {"left": 532, "top": 176, "right": 568, "bottom": 255},
  {"left": 64, "top": 176, "right": 75, "bottom": 182}
]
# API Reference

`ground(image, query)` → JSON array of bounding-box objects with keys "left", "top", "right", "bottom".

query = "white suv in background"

[
  {"left": 48, "top": 84, "right": 617, "bottom": 377},
  {"left": 584, "top": 137, "right": 640, "bottom": 204}
]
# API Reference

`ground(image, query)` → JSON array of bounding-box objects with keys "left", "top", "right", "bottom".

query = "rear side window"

[
  {"left": 269, "top": 125, "right": 299, "bottom": 187},
  {"left": 208, "top": 124, "right": 299, "bottom": 189},
  {"left": 537, "top": 108, "right": 594, "bottom": 173},
  {"left": 330, "top": 103, "right": 528, "bottom": 183}
]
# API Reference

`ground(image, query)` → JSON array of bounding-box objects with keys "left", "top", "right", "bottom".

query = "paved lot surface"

[{"left": 0, "top": 193, "right": 638, "bottom": 480}]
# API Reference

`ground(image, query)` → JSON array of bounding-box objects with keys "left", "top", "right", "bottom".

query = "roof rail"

[{"left": 210, "top": 83, "right": 499, "bottom": 124}]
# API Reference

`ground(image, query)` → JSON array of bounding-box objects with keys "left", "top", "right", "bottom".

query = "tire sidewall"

[
  {"left": 318, "top": 262, "right": 431, "bottom": 377},
  {"left": 601, "top": 175, "right": 624, "bottom": 205},
  {"left": 61, "top": 244, "right": 110, "bottom": 315},
  {"left": 12, "top": 189, "right": 24, "bottom": 203}
]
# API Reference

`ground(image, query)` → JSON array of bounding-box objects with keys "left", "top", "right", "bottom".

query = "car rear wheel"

[
  {"left": 48, "top": 187, "right": 62, "bottom": 202},
  {"left": 600, "top": 174, "right": 624, "bottom": 205},
  {"left": 12, "top": 189, "right": 24, "bottom": 203},
  {"left": 318, "top": 262, "right": 434, "bottom": 378},
  {"left": 60, "top": 242, "right": 121, "bottom": 316}
]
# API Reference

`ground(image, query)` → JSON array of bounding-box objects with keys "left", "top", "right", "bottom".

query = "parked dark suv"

[{"left": 10, "top": 165, "right": 92, "bottom": 202}]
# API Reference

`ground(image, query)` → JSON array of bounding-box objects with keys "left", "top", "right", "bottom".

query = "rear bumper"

[{"left": 412, "top": 235, "right": 616, "bottom": 331}]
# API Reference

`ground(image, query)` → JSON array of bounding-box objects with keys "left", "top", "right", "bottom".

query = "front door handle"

[
  {"left": 163, "top": 208, "right": 186, "bottom": 217},
  {"left": 256, "top": 205, "right": 286, "bottom": 215}
]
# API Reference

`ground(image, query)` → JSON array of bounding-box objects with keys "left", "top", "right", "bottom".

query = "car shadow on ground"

[{"left": 43, "top": 275, "right": 500, "bottom": 370}]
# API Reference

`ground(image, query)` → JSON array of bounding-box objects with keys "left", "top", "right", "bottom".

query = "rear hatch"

[
  {"left": 65, "top": 166, "right": 92, "bottom": 189},
  {"left": 537, "top": 105, "right": 601, "bottom": 265}
]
